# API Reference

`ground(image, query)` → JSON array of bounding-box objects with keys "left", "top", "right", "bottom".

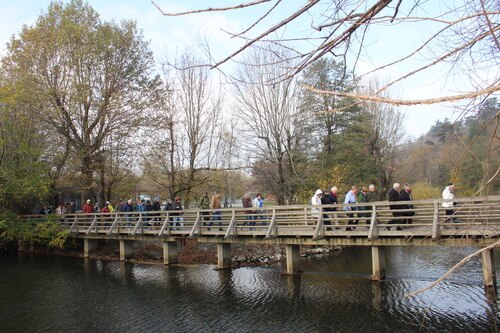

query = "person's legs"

[{"left": 346, "top": 212, "right": 354, "bottom": 231}]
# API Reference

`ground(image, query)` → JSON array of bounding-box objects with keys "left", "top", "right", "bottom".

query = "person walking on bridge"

[
  {"left": 83, "top": 199, "right": 93, "bottom": 214},
  {"left": 357, "top": 186, "right": 370, "bottom": 225},
  {"left": 209, "top": 193, "right": 222, "bottom": 231},
  {"left": 171, "top": 196, "right": 184, "bottom": 229},
  {"left": 343, "top": 186, "right": 358, "bottom": 231},
  {"left": 242, "top": 194, "right": 254, "bottom": 227},
  {"left": 327, "top": 187, "right": 339, "bottom": 228},
  {"left": 399, "top": 183, "right": 414, "bottom": 225},
  {"left": 311, "top": 189, "right": 323, "bottom": 224},
  {"left": 199, "top": 192, "right": 210, "bottom": 227},
  {"left": 442, "top": 183, "right": 457, "bottom": 224},
  {"left": 253, "top": 193, "right": 265, "bottom": 225},
  {"left": 388, "top": 183, "right": 403, "bottom": 230}
]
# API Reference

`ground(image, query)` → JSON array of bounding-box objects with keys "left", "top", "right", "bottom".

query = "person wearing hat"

[
  {"left": 399, "top": 183, "right": 414, "bottom": 225},
  {"left": 106, "top": 201, "right": 115, "bottom": 212},
  {"left": 83, "top": 199, "right": 93, "bottom": 214},
  {"left": 311, "top": 189, "right": 323, "bottom": 220}
]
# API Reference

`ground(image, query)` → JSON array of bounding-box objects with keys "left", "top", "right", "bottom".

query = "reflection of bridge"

[{"left": 24, "top": 196, "right": 500, "bottom": 287}]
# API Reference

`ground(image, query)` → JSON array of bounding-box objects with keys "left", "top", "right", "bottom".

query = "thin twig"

[
  {"left": 151, "top": 0, "right": 271, "bottom": 16},
  {"left": 406, "top": 240, "right": 500, "bottom": 298}
]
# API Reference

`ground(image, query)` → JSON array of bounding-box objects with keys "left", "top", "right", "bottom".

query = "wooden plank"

[
  {"left": 432, "top": 202, "right": 440, "bottom": 240},
  {"left": 69, "top": 215, "right": 78, "bottom": 233},
  {"left": 189, "top": 212, "right": 201, "bottom": 238},
  {"left": 368, "top": 205, "right": 378, "bottom": 240},
  {"left": 312, "top": 210, "right": 324, "bottom": 240},
  {"left": 224, "top": 211, "right": 237, "bottom": 239},
  {"left": 132, "top": 214, "right": 143, "bottom": 235},
  {"left": 85, "top": 215, "right": 97, "bottom": 235},
  {"left": 107, "top": 214, "right": 119, "bottom": 235},
  {"left": 265, "top": 209, "right": 277, "bottom": 239},
  {"left": 158, "top": 213, "right": 170, "bottom": 236}
]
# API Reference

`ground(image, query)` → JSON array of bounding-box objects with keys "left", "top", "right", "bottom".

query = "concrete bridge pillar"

[
  {"left": 371, "top": 246, "right": 386, "bottom": 281},
  {"left": 119, "top": 240, "right": 134, "bottom": 261},
  {"left": 217, "top": 243, "right": 232, "bottom": 269},
  {"left": 163, "top": 241, "right": 179, "bottom": 265},
  {"left": 84, "top": 238, "right": 97, "bottom": 258},
  {"left": 285, "top": 244, "right": 301, "bottom": 275},
  {"left": 480, "top": 248, "right": 496, "bottom": 288}
]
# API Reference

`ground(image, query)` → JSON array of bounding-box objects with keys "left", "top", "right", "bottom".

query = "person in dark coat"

[
  {"left": 357, "top": 186, "right": 370, "bottom": 224},
  {"left": 399, "top": 183, "right": 414, "bottom": 225},
  {"left": 321, "top": 189, "right": 334, "bottom": 229},
  {"left": 242, "top": 194, "right": 253, "bottom": 226},
  {"left": 152, "top": 198, "right": 161, "bottom": 224},
  {"left": 171, "top": 197, "right": 183, "bottom": 228},
  {"left": 388, "top": 183, "right": 403, "bottom": 230},
  {"left": 122, "top": 199, "right": 133, "bottom": 227}
]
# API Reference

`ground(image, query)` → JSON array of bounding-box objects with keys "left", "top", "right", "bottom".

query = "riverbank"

[{"left": 17, "top": 238, "right": 342, "bottom": 268}]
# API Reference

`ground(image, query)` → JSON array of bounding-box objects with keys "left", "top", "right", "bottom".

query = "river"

[{"left": 0, "top": 246, "right": 498, "bottom": 332}]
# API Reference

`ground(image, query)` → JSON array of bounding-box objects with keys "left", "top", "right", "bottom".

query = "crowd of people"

[
  {"left": 310, "top": 182, "right": 458, "bottom": 230},
  {"left": 42, "top": 183, "right": 458, "bottom": 230}
]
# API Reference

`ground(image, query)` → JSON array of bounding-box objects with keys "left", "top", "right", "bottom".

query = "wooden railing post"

[
  {"left": 432, "top": 201, "right": 441, "bottom": 239},
  {"left": 69, "top": 215, "right": 78, "bottom": 233},
  {"left": 224, "top": 210, "right": 237, "bottom": 239},
  {"left": 107, "top": 213, "right": 119, "bottom": 235},
  {"left": 368, "top": 205, "right": 378, "bottom": 239},
  {"left": 313, "top": 207, "right": 324, "bottom": 240},
  {"left": 265, "top": 208, "right": 277, "bottom": 239},
  {"left": 132, "top": 213, "right": 143, "bottom": 235},
  {"left": 86, "top": 214, "right": 97, "bottom": 235},
  {"left": 189, "top": 212, "right": 202, "bottom": 238},
  {"left": 158, "top": 212, "right": 170, "bottom": 237}
]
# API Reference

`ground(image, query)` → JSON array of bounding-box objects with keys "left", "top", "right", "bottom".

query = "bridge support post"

[
  {"left": 84, "top": 238, "right": 97, "bottom": 258},
  {"left": 119, "top": 240, "right": 134, "bottom": 261},
  {"left": 285, "top": 244, "right": 301, "bottom": 275},
  {"left": 216, "top": 243, "right": 232, "bottom": 269},
  {"left": 163, "top": 241, "right": 179, "bottom": 265},
  {"left": 480, "top": 248, "right": 496, "bottom": 288},
  {"left": 371, "top": 246, "right": 386, "bottom": 281}
]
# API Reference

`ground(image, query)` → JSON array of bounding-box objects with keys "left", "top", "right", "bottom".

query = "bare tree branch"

[
  {"left": 151, "top": 0, "right": 271, "bottom": 16},
  {"left": 304, "top": 84, "right": 500, "bottom": 106},
  {"left": 406, "top": 240, "right": 500, "bottom": 298}
]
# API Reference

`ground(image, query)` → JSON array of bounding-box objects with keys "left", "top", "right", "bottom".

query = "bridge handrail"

[{"left": 18, "top": 195, "right": 500, "bottom": 220}]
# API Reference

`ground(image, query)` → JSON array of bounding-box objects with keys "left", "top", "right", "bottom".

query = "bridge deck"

[{"left": 22, "top": 196, "right": 500, "bottom": 246}]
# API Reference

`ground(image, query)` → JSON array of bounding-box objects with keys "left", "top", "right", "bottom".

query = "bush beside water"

[{"left": 0, "top": 212, "right": 68, "bottom": 253}]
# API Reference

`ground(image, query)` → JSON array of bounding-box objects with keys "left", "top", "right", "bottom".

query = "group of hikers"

[
  {"left": 44, "top": 181, "right": 458, "bottom": 231},
  {"left": 310, "top": 182, "right": 458, "bottom": 230}
]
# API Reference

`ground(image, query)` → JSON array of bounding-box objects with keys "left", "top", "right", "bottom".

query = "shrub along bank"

[{"left": 0, "top": 212, "right": 67, "bottom": 253}]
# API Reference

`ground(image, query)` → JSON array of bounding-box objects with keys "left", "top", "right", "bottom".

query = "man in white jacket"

[
  {"left": 311, "top": 189, "right": 323, "bottom": 221},
  {"left": 442, "top": 183, "right": 456, "bottom": 222}
]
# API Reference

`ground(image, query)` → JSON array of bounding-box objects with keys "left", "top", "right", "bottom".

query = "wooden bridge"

[{"left": 24, "top": 196, "right": 500, "bottom": 287}]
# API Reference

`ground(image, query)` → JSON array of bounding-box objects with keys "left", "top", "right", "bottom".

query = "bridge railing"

[{"left": 20, "top": 195, "right": 500, "bottom": 239}]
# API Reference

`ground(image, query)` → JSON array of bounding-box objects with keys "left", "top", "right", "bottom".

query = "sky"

[{"left": 0, "top": 0, "right": 478, "bottom": 138}]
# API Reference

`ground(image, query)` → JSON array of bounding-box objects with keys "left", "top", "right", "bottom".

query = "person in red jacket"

[{"left": 83, "top": 199, "right": 93, "bottom": 214}]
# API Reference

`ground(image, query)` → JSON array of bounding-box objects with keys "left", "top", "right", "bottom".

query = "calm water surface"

[{"left": 0, "top": 247, "right": 498, "bottom": 332}]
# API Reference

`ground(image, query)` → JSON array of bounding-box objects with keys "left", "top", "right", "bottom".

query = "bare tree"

[
  {"left": 232, "top": 48, "right": 307, "bottom": 204},
  {"left": 363, "top": 78, "right": 405, "bottom": 197},
  {"left": 143, "top": 51, "right": 225, "bottom": 206}
]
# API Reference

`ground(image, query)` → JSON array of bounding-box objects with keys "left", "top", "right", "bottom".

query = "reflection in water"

[
  {"left": 0, "top": 247, "right": 498, "bottom": 332},
  {"left": 372, "top": 281, "right": 383, "bottom": 312}
]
